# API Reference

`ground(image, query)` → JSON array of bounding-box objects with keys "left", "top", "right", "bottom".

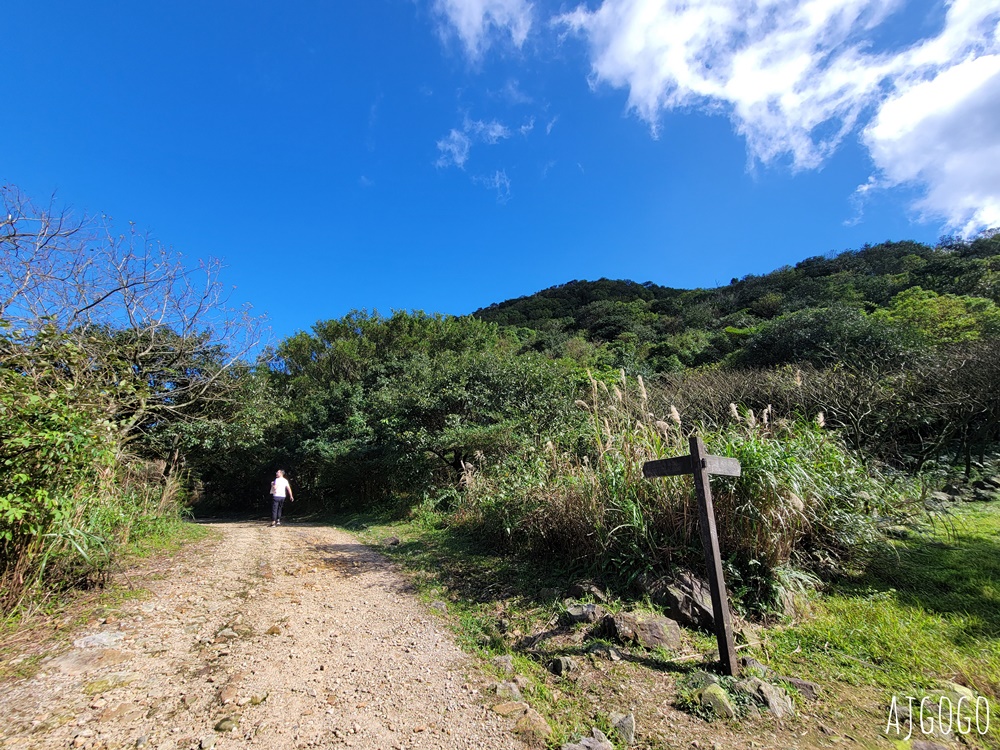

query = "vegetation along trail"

[{"left": 0, "top": 521, "right": 528, "bottom": 750}]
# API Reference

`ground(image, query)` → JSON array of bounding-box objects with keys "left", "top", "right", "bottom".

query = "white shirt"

[{"left": 273, "top": 476, "right": 290, "bottom": 497}]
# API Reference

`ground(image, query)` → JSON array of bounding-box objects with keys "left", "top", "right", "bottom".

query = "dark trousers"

[{"left": 271, "top": 495, "right": 285, "bottom": 522}]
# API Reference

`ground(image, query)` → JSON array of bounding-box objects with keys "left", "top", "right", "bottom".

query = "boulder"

[
  {"left": 496, "top": 681, "right": 524, "bottom": 701},
  {"left": 561, "top": 728, "right": 613, "bottom": 750},
  {"left": 642, "top": 571, "right": 715, "bottom": 631},
  {"left": 568, "top": 581, "right": 608, "bottom": 603},
  {"left": 778, "top": 676, "right": 820, "bottom": 701},
  {"left": 548, "top": 656, "right": 577, "bottom": 676},
  {"left": 603, "top": 612, "right": 639, "bottom": 642},
  {"left": 757, "top": 681, "right": 795, "bottom": 719},
  {"left": 733, "top": 677, "right": 795, "bottom": 718},
  {"left": 634, "top": 616, "right": 682, "bottom": 650},
  {"left": 564, "top": 603, "right": 605, "bottom": 624},
  {"left": 698, "top": 684, "right": 736, "bottom": 719},
  {"left": 610, "top": 711, "right": 636, "bottom": 745},
  {"left": 514, "top": 709, "right": 552, "bottom": 745},
  {"left": 603, "top": 612, "right": 682, "bottom": 649},
  {"left": 493, "top": 701, "right": 529, "bottom": 717}
]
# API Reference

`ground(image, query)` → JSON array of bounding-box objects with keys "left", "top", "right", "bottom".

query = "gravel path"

[{"left": 0, "top": 521, "right": 530, "bottom": 750}]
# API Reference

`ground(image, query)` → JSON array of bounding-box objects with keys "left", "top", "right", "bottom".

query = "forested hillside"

[{"left": 474, "top": 235, "right": 1000, "bottom": 372}]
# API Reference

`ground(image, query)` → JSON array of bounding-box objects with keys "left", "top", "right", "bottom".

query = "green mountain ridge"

[{"left": 472, "top": 234, "right": 1000, "bottom": 372}]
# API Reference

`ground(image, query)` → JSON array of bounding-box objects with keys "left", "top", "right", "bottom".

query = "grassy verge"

[
  {"left": 766, "top": 503, "right": 1000, "bottom": 747},
  {"left": 339, "top": 502, "right": 1000, "bottom": 749},
  {"left": 0, "top": 518, "right": 213, "bottom": 681}
]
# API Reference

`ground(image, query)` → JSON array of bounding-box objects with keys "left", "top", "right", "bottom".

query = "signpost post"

[{"left": 643, "top": 434, "right": 741, "bottom": 677}]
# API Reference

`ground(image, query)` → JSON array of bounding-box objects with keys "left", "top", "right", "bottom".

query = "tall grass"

[
  {"left": 456, "top": 371, "right": 916, "bottom": 612},
  {"left": 1, "top": 456, "right": 191, "bottom": 617}
]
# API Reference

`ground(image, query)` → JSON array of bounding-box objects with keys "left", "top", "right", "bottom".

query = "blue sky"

[{"left": 6, "top": 0, "right": 999, "bottom": 344}]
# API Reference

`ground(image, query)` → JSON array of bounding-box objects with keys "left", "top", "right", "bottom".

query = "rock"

[
  {"left": 548, "top": 656, "right": 577, "bottom": 676},
  {"left": 216, "top": 628, "right": 239, "bottom": 640},
  {"left": 734, "top": 677, "right": 795, "bottom": 718},
  {"left": 49, "top": 649, "right": 128, "bottom": 676},
  {"left": 492, "top": 701, "right": 529, "bottom": 717},
  {"left": 496, "top": 681, "right": 523, "bottom": 701},
  {"left": 634, "top": 616, "right": 682, "bottom": 650},
  {"left": 73, "top": 631, "right": 125, "bottom": 649},
  {"left": 740, "top": 656, "right": 771, "bottom": 675},
  {"left": 568, "top": 581, "right": 607, "bottom": 602},
  {"left": 492, "top": 654, "right": 515, "bottom": 674},
  {"left": 561, "top": 728, "right": 614, "bottom": 750},
  {"left": 911, "top": 742, "right": 950, "bottom": 750},
  {"left": 610, "top": 711, "right": 636, "bottom": 745},
  {"left": 199, "top": 735, "right": 217, "bottom": 749},
  {"left": 218, "top": 684, "right": 238, "bottom": 705},
  {"left": 733, "top": 676, "right": 767, "bottom": 698},
  {"left": 687, "top": 671, "right": 721, "bottom": 690},
  {"left": 213, "top": 717, "right": 237, "bottom": 732},
  {"left": 564, "top": 603, "right": 605, "bottom": 624},
  {"left": 603, "top": 611, "right": 638, "bottom": 641},
  {"left": 937, "top": 680, "right": 975, "bottom": 702},
  {"left": 514, "top": 709, "right": 552, "bottom": 744},
  {"left": 538, "top": 587, "right": 561, "bottom": 601},
  {"left": 381, "top": 536, "right": 400, "bottom": 547},
  {"left": 698, "top": 684, "right": 736, "bottom": 719},
  {"left": 757, "top": 681, "right": 795, "bottom": 719},
  {"left": 430, "top": 600, "right": 448, "bottom": 612},
  {"left": 643, "top": 571, "right": 715, "bottom": 631},
  {"left": 585, "top": 642, "right": 622, "bottom": 661},
  {"left": 603, "top": 612, "right": 681, "bottom": 649},
  {"left": 929, "top": 490, "right": 953, "bottom": 503},
  {"left": 777, "top": 676, "right": 820, "bottom": 701}
]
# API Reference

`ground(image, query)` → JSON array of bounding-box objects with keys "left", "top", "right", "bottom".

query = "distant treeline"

[{"left": 474, "top": 234, "right": 1000, "bottom": 372}]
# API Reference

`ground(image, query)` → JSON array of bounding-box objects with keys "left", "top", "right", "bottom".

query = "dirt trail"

[{"left": 0, "top": 521, "right": 529, "bottom": 750}]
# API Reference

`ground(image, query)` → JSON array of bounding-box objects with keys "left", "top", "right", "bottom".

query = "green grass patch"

[{"left": 765, "top": 502, "right": 1000, "bottom": 746}]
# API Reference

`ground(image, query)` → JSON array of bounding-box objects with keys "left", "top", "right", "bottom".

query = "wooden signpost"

[{"left": 643, "top": 435, "right": 741, "bottom": 676}]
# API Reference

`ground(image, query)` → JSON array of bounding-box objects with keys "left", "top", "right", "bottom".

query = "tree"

[{"left": 1, "top": 184, "right": 266, "bottom": 454}]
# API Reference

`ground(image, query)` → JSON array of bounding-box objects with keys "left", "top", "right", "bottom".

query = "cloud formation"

[
  {"left": 475, "top": 169, "right": 513, "bottom": 202},
  {"left": 436, "top": 116, "right": 513, "bottom": 168},
  {"left": 558, "top": 0, "right": 1000, "bottom": 232},
  {"left": 435, "top": 129, "right": 473, "bottom": 168},
  {"left": 434, "top": 0, "right": 534, "bottom": 58}
]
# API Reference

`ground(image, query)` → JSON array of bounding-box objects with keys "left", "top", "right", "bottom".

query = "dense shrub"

[{"left": 453, "top": 372, "right": 914, "bottom": 612}]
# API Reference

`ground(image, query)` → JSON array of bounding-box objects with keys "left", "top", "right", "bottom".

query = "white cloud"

[
  {"left": 475, "top": 169, "right": 513, "bottom": 202},
  {"left": 434, "top": 0, "right": 533, "bottom": 59},
  {"left": 436, "top": 129, "right": 472, "bottom": 168},
  {"left": 519, "top": 117, "right": 535, "bottom": 135},
  {"left": 467, "top": 116, "right": 512, "bottom": 143},
  {"left": 500, "top": 78, "right": 533, "bottom": 104},
  {"left": 862, "top": 3, "right": 1000, "bottom": 232},
  {"left": 436, "top": 116, "right": 513, "bottom": 168},
  {"left": 558, "top": 0, "right": 1000, "bottom": 232}
]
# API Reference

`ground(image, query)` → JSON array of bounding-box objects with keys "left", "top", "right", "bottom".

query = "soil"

[{"left": 0, "top": 521, "right": 531, "bottom": 750}]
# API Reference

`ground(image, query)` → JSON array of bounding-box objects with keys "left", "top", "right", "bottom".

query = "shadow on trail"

[{"left": 326, "top": 515, "right": 589, "bottom": 609}]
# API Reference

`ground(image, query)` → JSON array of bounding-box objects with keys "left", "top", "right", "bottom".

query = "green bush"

[{"left": 458, "top": 372, "right": 916, "bottom": 613}]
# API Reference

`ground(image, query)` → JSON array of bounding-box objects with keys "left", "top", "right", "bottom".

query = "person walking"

[{"left": 270, "top": 469, "right": 294, "bottom": 527}]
